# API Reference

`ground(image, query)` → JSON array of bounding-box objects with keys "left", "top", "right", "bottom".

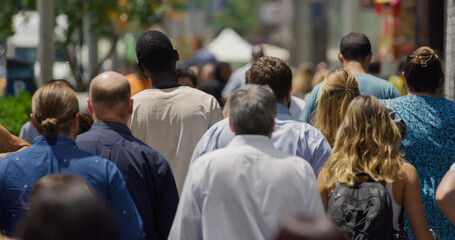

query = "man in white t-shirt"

[{"left": 128, "top": 30, "right": 224, "bottom": 193}]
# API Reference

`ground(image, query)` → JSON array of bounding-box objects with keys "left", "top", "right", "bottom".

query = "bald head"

[{"left": 89, "top": 71, "right": 131, "bottom": 121}]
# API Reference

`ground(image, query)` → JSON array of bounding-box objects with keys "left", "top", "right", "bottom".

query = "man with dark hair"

[
  {"left": 191, "top": 56, "right": 331, "bottom": 174},
  {"left": 169, "top": 84, "right": 324, "bottom": 240},
  {"left": 128, "top": 30, "right": 223, "bottom": 193},
  {"left": 77, "top": 71, "right": 179, "bottom": 240},
  {"left": 300, "top": 32, "right": 401, "bottom": 122}
]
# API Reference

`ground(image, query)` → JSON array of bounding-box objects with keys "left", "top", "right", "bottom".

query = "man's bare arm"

[{"left": 0, "top": 124, "right": 30, "bottom": 157}]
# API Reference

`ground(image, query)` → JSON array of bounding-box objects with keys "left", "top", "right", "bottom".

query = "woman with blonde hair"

[
  {"left": 317, "top": 95, "right": 433, "bottom": 239},
  {"left": 311, "top": 68, "right": 360, "bottom": 147}
]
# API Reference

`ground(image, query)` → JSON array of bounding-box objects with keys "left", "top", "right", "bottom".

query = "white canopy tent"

[
  {"left": 207, "top": 28, "right": 290, "bottom": 63},
  {"left": 207, "top": 28, "right": 252, "bottom": 63}
]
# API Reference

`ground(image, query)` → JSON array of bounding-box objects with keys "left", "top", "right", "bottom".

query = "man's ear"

[
  {"left": 366, "top": 52, "right": 373, "bottom": 63},
  {"left": 87, "top": 98, "right": 94, "bottom": 115},
  {"left": 229, "top": 118, "right": 235, "bottom": 133},
  {"left": 174, "top": 49, "right": 180, "bottom": 61},
  {"left": 268, "top": 118, "right": 275, "bottom": 137},
  {"left": 128, "top": 99, "right": 134, "bottom": 115},
  {"left": 137, "top": 60, "right": 145, "bottom": 74},
  {"left": 338, "top": 53, "right": 344, "bottom": 64}
]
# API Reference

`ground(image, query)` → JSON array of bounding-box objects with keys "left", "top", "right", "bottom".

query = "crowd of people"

[{"left": 0, "top": 29, "right": 453, "bottom": 240}]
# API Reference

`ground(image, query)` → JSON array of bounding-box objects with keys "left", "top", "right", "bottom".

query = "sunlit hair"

[
  {"left": 322, "top": 96, "right": 404, "bottom": 187},
  {"left": 311, "top": 68, "right": 360, "bottom": 147},
  {"left": 32, "top": 81, "right": 79, "bottom": 136}
]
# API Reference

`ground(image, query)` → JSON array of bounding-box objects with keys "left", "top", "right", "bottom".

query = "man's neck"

[
  {"left": 342, "top": 61, "right": 367, "bottom": 74},
  {"left": 150, "top": 71, "right": 179, "bottom": 88},
  {"left": 94, "top": 116, "right": 128, "bottom": 126}
]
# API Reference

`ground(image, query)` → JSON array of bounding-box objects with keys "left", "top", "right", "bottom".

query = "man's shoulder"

[
  {"left": 356, "top": 73, "right": 396, "bottom": 88},
  {"left": 77, "top": 127, "right": 161, "bottom": 156}
]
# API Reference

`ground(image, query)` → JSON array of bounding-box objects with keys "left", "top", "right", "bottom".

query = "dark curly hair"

[{"left": 136, "top": 30, "right": 175, "bottom": 72}]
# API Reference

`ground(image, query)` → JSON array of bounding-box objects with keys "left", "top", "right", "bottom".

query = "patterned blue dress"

[{"left": 383, "top": 95, "right": 455, "bottom": 239}]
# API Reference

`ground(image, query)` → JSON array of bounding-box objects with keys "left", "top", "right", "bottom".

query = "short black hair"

[
  {"left": 340, "top": 32, "right": 371, "bottom": 62},
  {"left": 136, "top": 30, "right": 175, "bottom": 72}
]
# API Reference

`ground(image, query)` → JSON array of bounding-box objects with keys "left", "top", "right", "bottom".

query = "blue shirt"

[
  {"left": 300, "top": 73, "right": 401, "bottom": 122},
  {"left": 381, "top": 95, "right": 455, "bottom": 239},
  {"left": 221, "top": 63, "right": 252, "bottom": 98},
  {"left": 76, "top": 121, "right": 179, "bottom": 240},
  {"left": 191, "top": 103, "right": 332, "bottom": 174},
  {"left": 0, "top": 135, "right": 144, "bottom": 240}
]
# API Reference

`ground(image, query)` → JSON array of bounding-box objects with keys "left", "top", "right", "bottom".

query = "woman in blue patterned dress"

[{"left": 382, "top": 46, "right": 455, "bottom": 239}]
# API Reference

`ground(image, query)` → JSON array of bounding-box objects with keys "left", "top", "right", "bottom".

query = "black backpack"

[{"left": 327, "top": 174, "right": 394, "bottom": 240}]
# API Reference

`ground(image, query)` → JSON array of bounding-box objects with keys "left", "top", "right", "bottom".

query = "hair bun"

[
  {"left": 41, "top": 118, "right": 59, "bottom": 136},
  {"left": 413, "top": 47, "right": 438, "bottom": 68}
]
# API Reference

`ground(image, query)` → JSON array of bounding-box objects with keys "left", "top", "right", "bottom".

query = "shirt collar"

[
  {"left": 90, "top": 121, "right": 132, "bottom": 135},
  {"left": 228, "top": 135, "right": 275, "bottom": 149},
  {"left": 276, "top": 103, "right": 292, "bottom": 115},
  {"left": 33, "top": 134, "right": 77, "bottom": 146}
]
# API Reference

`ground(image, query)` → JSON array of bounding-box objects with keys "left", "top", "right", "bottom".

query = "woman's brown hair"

[{"left": 32, "top": 81, "right": 79, "bottom": 136}]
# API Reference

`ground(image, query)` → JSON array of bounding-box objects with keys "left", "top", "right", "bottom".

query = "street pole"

[
  {"left": 445, "top": 0, "right": 455, "bottom": 101},
  {"left": 37, "top": 0, "right": 55, "bottom": 87}
]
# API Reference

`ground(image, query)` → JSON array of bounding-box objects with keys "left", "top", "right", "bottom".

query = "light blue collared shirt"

[
  {"left": 191, "top": 103, "right": 332, "bottom": 174},
  {"left": 170, "top": 135, "right": 324, "bottom": 240}
]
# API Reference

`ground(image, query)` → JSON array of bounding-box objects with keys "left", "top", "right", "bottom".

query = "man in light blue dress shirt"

[
  {"left": 169, "top": 85, "right": 324, "bottom": 240},
  {"left": 191, "top": 56, "right": 331, "bottom": 174}
]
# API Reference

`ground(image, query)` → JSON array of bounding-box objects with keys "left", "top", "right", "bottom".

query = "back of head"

[
  {"left": 274, "top": 215, "right": 348, "bottom": 240},
  {"left": 323, "top": 96, "right": 404, "bottom": 187},
  {"left": 136, "top": 30, "right": 175, "bottom": 72},
  {"left": 246, "top": 56, "right": 292, "bottom": 101},
  {"left": 229, "top": 84, "right": 276, "bottom": 136},
  {"left": 312, "top": 68, "right": 360, "bottom": 147},
  {"left": 90, "top": 71, "right": 131, "bottom": 119},
  {"left": 20, "top": 174, "right": 118, "bottom": 240},
  {"left": 340, "top": 32, "right": 371, "bottom": 62},
  {"left": 403, "top": 46, "right": 444, "bottom": 94},
  {"left": 32, "top": 81, "right": 79, "bottom": 136}
]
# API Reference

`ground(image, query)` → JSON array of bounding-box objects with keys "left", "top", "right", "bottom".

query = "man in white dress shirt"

[
  {"left": 191, "top": 56, "right": 331, "bottom": 174},
  {"left": 168, "top": 85, "right": 324, "bottom": 240}
]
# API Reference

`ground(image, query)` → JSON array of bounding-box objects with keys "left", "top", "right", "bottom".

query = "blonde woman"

[
  {"left": 317, "top": 96, "right": 433, "bottom": 239},
  {"left": 311, "top": 68, "right": 360, "bottom": 147}
]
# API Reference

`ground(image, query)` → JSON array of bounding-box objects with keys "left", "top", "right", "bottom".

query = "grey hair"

[{"left": 229, "top": 84, "right": 277, "bottom": 136}]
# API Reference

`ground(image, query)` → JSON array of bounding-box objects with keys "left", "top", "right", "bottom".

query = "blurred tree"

[
  {"left": 209, "top": 0, "right": 263, "bottom": 36},
  {"left": 0, "top": 0, "right": 170, "bottom": 91}
]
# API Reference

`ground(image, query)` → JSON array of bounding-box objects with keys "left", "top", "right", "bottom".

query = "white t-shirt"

[{"left": 128, "top": 86, "right": 224, "bottom": 193}]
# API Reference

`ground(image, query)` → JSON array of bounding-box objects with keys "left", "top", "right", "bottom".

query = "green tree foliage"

[
  {"left": 0, "top": 0, "right": 165, "bottom": 90},
  {"left": 0, "top": 92, "right": 32, "bottom": 136},
  {"left": 210, "top": 0, "right": 262, "bottom": 36},
  {"left": 0, "top": 0, "right": 36, "bottom": 40}
]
